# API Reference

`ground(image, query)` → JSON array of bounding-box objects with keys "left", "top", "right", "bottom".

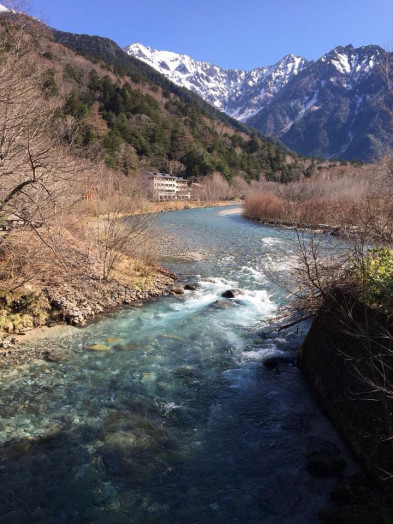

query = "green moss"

[{"left": 0, "top": 290, "right": 51, "bottom": 333}]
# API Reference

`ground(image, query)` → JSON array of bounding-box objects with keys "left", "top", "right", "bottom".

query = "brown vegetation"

[
  {"left": 243, "top": 161, "right": 393, "bottom": 240},
  {"left": 261, "top": 158, "right": 393, "bottom": 486},
  {"left": 0, "top": 14, "right": 174, "bottom": 337}
]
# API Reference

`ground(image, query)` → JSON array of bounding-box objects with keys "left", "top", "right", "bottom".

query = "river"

[{"left": 0, "top": 206, "right": 353, "bottom": 523}]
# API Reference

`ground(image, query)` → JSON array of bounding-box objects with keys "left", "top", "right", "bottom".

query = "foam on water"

[
  {"left": 261, "top": 236, "right": 285, "bottom": 246},
  {"left": 240, "top": 345, "right": 284, "bottom": 362},
  {"left": 239, "top": 264, "right": 266, "bottom": 282}
]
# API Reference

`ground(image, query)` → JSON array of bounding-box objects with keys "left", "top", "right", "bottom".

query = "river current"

[{"left": 0, "top": 206, "right": 352, "bottom": 523}]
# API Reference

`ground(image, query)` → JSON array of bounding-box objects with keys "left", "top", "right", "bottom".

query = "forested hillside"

[{"left": 51, "top": 29, "right": 308, "bottom": 183}]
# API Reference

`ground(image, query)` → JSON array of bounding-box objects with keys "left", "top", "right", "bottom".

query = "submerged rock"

[
  {"left": 106, "top": 337, "right": 123, "bottom": 344},
  {"left": 210, "top": 300, "right": 233, "bottom": 309},
  {"left": 159, "top": 334, "right": 184, "bottom": 342},
  {"left": 43, "top": 348, "right": 71, "bottom": 363},
  {"left": 113, "top": 342, "right": 140, "bottom": 351},
  {"left": 263, "top": 355, "right": 296, "bottom": 369},
  {"left": 86, "top": 343, "right": 111, "bottom": 352}
]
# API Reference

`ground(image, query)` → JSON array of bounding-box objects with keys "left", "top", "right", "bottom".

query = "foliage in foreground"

[{"left": 352, "top": 247, "right": 393, "bottom": 317}]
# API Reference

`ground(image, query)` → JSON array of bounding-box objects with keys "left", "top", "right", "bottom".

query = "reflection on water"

[{"left": 0, "top": 206, "right": 351, "bottom": 523}]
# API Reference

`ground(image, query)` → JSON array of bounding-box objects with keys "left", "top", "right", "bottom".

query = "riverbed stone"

[
  {"left": 210, "top": 300, "right": 232, "bottom": 309},
  {"left": 106, "top": 337, "right": 123, "bottom": 344},
  {"left": 114, "top": 342, "right": 139, "bottom": 351},
  {"left": 263, "top": 355, "right": 296, "bottom": 368},
  {"left": 171, "top": 287, "right": 185, "bottom": 295},
  {"left": 184, "top": 283, "right": 198, "bottom": 291},
  {"left": 159, "top": 334, "right": 184, "bottom": 342},
  {"left": 86, "top": 343, "right": 111, "bottom": 352}
]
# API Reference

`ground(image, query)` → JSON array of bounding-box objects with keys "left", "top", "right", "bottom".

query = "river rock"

[
  {"left": 263, "top": 355, "right": 296, "bottom": 368},
  {"left": 106, "top": 337, "right": 123, "bottom": 344},
  {"left": 184, "top": 283, "right": 198, "bottom": 291},
  {"left": 171, "top": 287, "right": 185, "bottom": 295},
  {"left": 221, "top": 289, "right": 243, "bottom": 299},
  {"left": 3, "top": 322, "right": 14, "bottom": 334},
  {"left": 86, "top": 343, "right": 111, "bottom": 352},
  {"left": 0, "top": 337, "right": 17, "bottom": 349},
  {"left": 43, "top": 348, "right": 71, "bottom": 363},
  {"left": 307, "top": 443, "right": 346, "bottom": 477},
  {"left": 114, "top": 342, "right": 139, "bottom": 351},
  {"left": 210, "top": 300, "right": 233, "bottom": 309},
  {"left": 173, "top": 365, "right": 195, "bottom": 378}
]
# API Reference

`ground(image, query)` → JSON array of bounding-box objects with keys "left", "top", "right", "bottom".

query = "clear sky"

[{"left": 26, "top": 0, "right": 393, "bottom": 70}]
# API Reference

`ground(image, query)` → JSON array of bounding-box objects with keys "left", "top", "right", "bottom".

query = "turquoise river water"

[{"left": 0, "top": 206, "right": 353, "bottom": 523}]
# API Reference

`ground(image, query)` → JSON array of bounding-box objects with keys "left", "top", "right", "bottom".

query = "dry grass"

[{"left": 243, "top": 160, "right": 393, "bottom": 239}]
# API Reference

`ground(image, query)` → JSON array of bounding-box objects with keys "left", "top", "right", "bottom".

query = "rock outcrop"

[{"left": 299, "top": 293, "right": 393, "bottom": 486}]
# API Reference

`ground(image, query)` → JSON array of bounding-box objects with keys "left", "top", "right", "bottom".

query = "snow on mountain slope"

[
  {"left": 247, "top": 44, "right": 392, "bottom": 161},
  {"left": 125, "top": 43, "right": 309, "bottom": 121},
  {"left": 125, "top": 42, "right": 391, "bottom": 161}
]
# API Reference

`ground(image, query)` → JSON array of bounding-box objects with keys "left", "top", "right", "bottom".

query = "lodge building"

[{"left": 146, "top": 172, "right": 191, "bottom": 201}]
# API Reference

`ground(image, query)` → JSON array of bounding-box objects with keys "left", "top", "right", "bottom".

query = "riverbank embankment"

[
  {"left": 0, "top": 262, "right": 177, "bottom": 363},
  {"left": 299, "top": 294, "right": 393, "bottom": 521},
  {"left": 149, "top": 200, "right": 243, "bottom": 213}
]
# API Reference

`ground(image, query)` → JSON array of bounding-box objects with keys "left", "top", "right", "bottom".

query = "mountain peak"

[{"left": 125, "top": 43, "right": 309, "bottom": 119}]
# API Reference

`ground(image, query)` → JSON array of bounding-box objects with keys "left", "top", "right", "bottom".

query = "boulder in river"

[
  {"left": 210, "top": 300, "right": 233, "bottom": 309},
  {"left": 221, "top": 289, "right": 243, "bottom": 299},
  {"left": 170, "top": 287, "right": 185, "bottom": 295},
  {"left": 263, "top": 355, "right": 296, "bottom": 369},
  {"left": 184, "top": 283, "right": 198, "bottom": 291}
]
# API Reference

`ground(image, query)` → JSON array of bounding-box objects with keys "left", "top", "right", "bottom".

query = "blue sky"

[{"left": 28, "top": 0, "right": 392, "bottom": 70}]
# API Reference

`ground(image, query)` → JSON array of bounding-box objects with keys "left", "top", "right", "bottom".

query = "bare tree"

[
  {"left": 83, "top": 174, "right": 158, "bottom": 281},
  {"left": 0, "top": 14, "right": 83, "bottom": 246}
]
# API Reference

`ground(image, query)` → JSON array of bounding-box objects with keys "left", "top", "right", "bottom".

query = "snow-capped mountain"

[
  {"left": 125, "top": 43, "right": 309, "bottom": 121},
  {"left": 248, "top": 44, "right": 392, "bottom": 160},
  {"left": 126, "top": 43, "right": 392, "bottom": 161}
]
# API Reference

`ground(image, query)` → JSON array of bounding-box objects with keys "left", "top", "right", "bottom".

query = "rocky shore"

[{"left": 0, "top": 266, "right": 177, "bottom": 365}]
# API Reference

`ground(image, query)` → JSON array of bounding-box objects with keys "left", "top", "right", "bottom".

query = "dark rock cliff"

[{"left": 299, "top": 292, "right": 393, "bottom": 486}]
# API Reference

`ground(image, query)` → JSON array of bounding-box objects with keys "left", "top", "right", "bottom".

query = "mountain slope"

[
  {"left": 50, "top": 29, "right": 304, "bottom": 182},
  {"left": 54, "top": 30, "right": 259, "bottom": 136},
  {"left": 126, "top": 43, "right": 393, "bottom": 161},
  {"left": 248, "top": 45, "right": 393, "bottom": 161},
  {"left": 125, "top": 43, "right": 309, "bottom": 121}
]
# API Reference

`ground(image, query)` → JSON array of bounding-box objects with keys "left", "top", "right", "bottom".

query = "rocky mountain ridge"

[
  {"left": 125, "top": 43, "right": 310, "bottom": 121},
  {"left": 126, "top": 43, "right": 392, "bottom": 161}
]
